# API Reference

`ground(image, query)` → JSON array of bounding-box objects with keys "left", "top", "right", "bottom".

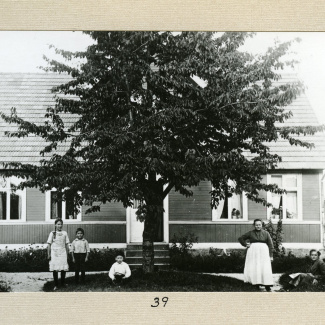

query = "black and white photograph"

[{"left": 0, "top": 31, "right": 324, "bottom": 295}]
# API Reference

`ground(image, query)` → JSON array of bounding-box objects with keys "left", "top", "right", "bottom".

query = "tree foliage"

[{"left": 0, "top": 32, "right": 324, "bottom": 270}]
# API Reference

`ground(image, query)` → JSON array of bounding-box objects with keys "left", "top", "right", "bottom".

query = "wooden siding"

[
  {"left": 0, "top": 223, "right": 126, "bottom": 244},
  {"left": 170, "top": 224, "right": 252, "bottom": 242},
  {"left": 170, "top": 223, "right": 321, "bottom": 243},
  {"left": 169, "top": 181, "right": 212, "bottom": 221},
  {"left": 247, "top": 175, "right": 267, "bottom": 220},
  {"left": 82, "top": 202, "right": 126, "bottom": 222},
  {"left": 302, "top": 173, "right": 320, "bottom": 221},
  {"left": 283, "top": 224, "right": 320, "bottom": 243},
  {"left": 26, "top": 187, "right": 45, "bottom": 222}
]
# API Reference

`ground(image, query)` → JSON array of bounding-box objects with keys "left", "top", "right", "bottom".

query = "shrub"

[
  {"left": 170, "top": 232, "right": 198, "bottom": 256},
  {"left": 83, "top": 248, "right": 121, "bottom": 271},
  {"left": 271, "top": 254, "right": 310, "bottom": 273},
  {"left": 170, "top": 241, "right": 310, "bottom": 273},
  {"left": 170, "top": 247, "right": 246, "bottom": 273},
  {"left": 0, "top": 245, "right": 122, "bottom": 272},
  {"left": 264, "top": 217, "right": 285, "bottom": 257},
  {"left": 0, "top": 245, "right": 48, "bottom": 272}
]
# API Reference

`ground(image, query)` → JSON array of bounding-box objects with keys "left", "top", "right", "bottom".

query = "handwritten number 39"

[{"left": 151, "top": 297, "right": 168, "bottom": 307}]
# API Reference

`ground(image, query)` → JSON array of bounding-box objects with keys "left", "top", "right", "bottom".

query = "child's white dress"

[{"left": 47, "top": 231, "right": 70, "bottom": 272}]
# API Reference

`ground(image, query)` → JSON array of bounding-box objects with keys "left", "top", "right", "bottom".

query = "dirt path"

[
  {"left": 209, "top": 273, "right": 283, "bottom": 291},
  {"left": 0, "top": 272, "right": 107, "bottom": 292}
]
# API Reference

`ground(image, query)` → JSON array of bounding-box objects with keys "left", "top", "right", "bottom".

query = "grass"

[{"left": 43, "top": 270, "right": 261, "bottom": 292}]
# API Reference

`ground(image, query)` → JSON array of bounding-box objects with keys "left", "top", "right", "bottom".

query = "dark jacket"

[
  {"left": 309, "top": 258, "right": 325, "bottom": 279},
  {"left": 238, "top": 229, "right": 274, "bottom": 258}
]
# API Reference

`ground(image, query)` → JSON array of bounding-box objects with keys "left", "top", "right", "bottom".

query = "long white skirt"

[{"left": 244, "top": 242, "right": 273, "bottom": 286}]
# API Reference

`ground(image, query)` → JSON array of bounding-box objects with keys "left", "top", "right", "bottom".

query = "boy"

[
  {"left": 71, "top": 228, "right": 90, "bottom": 284},
  {"left": 109, "top": 253, "right": 131, "bottom": 285}
]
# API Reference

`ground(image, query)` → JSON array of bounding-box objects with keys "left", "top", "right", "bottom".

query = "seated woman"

[{"left": 288, "top": 249, "right": 325, "bottom": 288}]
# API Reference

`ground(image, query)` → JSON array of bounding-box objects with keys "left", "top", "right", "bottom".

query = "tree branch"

[{"left": 163, "top": 182, "right": 174, "bottom": 199}]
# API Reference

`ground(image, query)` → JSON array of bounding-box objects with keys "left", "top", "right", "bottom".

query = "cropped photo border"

[{"left": 0, "top": 1, "right": 325, "bottom": 324}]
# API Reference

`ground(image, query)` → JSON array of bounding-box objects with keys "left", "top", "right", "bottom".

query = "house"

[{"left": 0, "top": 73, "right": 324, "bottom": 257}]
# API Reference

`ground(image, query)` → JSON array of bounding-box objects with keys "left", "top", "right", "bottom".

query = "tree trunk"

[{"left": 142, "top": 182, "right": 164, "bottom": 273}]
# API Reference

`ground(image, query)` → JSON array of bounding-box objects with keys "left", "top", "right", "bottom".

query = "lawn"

[{"left": 43, "top": 270, "right": 260, "bottom": 292}]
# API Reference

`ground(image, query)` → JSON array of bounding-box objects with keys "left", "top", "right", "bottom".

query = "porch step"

[
  {"left": 129, "top": 264, "right": 170, "bottom": 271},
  {"left": 126, "top": 256, "right": 170, "bottom": 264},
  {"left": 126, "top": 243, "right": 169, "bottom": 251},
  {"left": 127, "top": 250, "right": 170, "bottom": 257},
  {"left": 125, "top": 243, "right": 170, "bottom": 270}
]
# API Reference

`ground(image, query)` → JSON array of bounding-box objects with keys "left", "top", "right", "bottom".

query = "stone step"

[
  {"left": 126, "top": 243, "right": 169, "bottom": 250},
  {"left": 129, "top": 264, "right": 170, "bottom": 271},
  {"left": 126, "top": 250, "right": 170, "bottom": 257},
  {"left": 126, "top": 256, "right": 170, "bottom": 264}
]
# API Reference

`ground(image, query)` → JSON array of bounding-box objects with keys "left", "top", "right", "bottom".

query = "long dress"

[
  {"left": 238, "top": 229, "right": 274, "bottom": 286},
  {"left": 47, "top": 230, "right": 70, "bottom": 272}
]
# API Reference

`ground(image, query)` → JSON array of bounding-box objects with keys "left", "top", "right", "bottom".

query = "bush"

[
  {"left": 170, "top": 234, "right": 309, "bottom": 273},
  {"left": 170, "top": 232, "right": 198, "bottom": 256},
  {"left": 264, "top": 217, "right": 286, "bottom": 257},
  {"left": 0, "top": 245, "right": 48, "bottom": 272},
  {"left": 271, "top": 254, "right": 310, "bottom": 273},
  {"left": 0, "top": 245, "right": 122, "bottom": 272},
  {"left": 83, "top": 248, "right": 121, "bottom": 271},
  {"left": 170, "top": 247, "right": 246, "bottom": 273}
]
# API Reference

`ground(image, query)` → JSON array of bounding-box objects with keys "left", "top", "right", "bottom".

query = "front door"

[
  {"left": 129, "top": 200, "right": 164, "bottom": 243},
  {"left": 130, "top": 205, "right": 144, "bottom": 242}
]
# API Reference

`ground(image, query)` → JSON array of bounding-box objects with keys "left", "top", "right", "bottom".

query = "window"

[
  {"left": 267, "top": 174, "right": 302, "bottom": 220},
  {"left": 212, "top": 193, "right": 248, "bottom": 220},
  {"left": 212, "top": 181, "right": 248, "bottom": 221},
  {"left": 45, "top": 190, "right": 81, "bottom": 221},
  {"left": 0, "top": 177, "right": 26, "bottom": 222}
]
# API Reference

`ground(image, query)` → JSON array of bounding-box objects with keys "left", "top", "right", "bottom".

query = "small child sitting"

[{"left": 109, "top": 253, "right": 131, "bottom": 285}]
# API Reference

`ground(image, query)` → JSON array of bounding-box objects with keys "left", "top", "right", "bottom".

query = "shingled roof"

[
  {"left": 0, "top": 73, "right": 324, "bottom": 169},
  {"left": 0, "top": 73, "right": 71, "bottom": 166}
]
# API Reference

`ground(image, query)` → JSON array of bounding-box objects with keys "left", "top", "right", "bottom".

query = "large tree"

[{"left": 1, "top": 32, "right": 323, "bottom": 272}]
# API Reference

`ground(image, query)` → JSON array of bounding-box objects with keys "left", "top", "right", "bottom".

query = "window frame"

[
  {"left": 45, "top": 189, "right": 82, "bottom": 222},
  {"left": 212, "top": 190, "right": 248, "bottom": 221},
  {"left": 0, "top": 177, "right": 26, "bottom": 222},
  {"left": 266, "top": 173, "right": 302, "bottom": 221}
]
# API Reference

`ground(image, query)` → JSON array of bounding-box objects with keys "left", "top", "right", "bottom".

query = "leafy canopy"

[{"left": 1, "top": 32, "right": 323, "bottom": 213}]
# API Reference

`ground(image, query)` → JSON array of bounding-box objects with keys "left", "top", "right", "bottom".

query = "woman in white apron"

[{"left": 238, "top": 219, "right": 274, "bottom": 291}]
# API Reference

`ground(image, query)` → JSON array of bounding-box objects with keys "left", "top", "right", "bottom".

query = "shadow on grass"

[{"left": 43, "top": 270, "right": 260, "bottom": 292}]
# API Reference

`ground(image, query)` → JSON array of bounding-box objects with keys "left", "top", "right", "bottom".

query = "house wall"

[
  {"left": 25, "top": 187, "right": 126, "bottom": 222},
  {"left": 0, "top": 223, "right": 126, "bottom": 244},
  {"left": 169, "top": 181, "right": 211, "bottom": 221},
  {"left": 169, "top": 224, "right": 321, "bottom": 243},
  {"left": 82, "top": 202, "right": 126, "bottom": 221},
  {"left": 169, "top": 171, "right": 322, "bottom": 244},
  {"left": 3, "top": 170, "right": 323, "bottom": 245}
]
